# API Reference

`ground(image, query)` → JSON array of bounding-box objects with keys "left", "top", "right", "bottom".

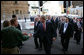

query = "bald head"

[{"left": 34, "top": 16, "right": 39, "bottom": 22}]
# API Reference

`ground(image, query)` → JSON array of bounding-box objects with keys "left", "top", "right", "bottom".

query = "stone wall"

[{"left": 1, "top": 1, "right": 29, "bottom": 20}]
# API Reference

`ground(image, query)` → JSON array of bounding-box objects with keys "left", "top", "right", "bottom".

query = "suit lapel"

[
  {"left": 65, "top": 23, "right": 69, "bottom": 32},
  {"left": 46, "top": 22, "right": 49, "bottom": 31},
  {"left": 40, "top": 22, "right": 44, "bottom": 31}
]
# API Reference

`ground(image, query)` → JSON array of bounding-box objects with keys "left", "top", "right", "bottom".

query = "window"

[
  {"left": 20, "top": 10, "right": 22, "bottom": 14},
  {"left": 15, "top": 1, "right": 18, "bottom": 4},
  {"left": 28, "top": 4, "right": 30, "bottom": 6},
  {"left": 15, "top": 10, "right": 19, "bottom": 14},
  {"left": 13, "top": 11, "right": 14, "bottom": 14}
]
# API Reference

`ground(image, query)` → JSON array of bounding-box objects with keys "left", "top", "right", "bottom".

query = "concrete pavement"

[
  {"left": 20, "top": 29, "right": 83, "bottom": 54},
  {"left": 1, "top": 20, "right": 83, "bottom": 54}
]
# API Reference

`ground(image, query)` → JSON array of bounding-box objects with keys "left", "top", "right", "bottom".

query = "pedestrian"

[
  {"left": 36, "top": 15, "right": 56, "bottom": 54},
  {"left": 74, "top": 18, "right": 82, "bottom": 45},
  {"left": 3, "top": 20, "right": 10, "bottom": 28},
  {"left": 12, "top": 15, "right": 23, "bottom": 48},
  {"left": 59, "top": 16, "right": 73, "bottom": 53},
  {"left": 12, "top": 15, "right": 21, "bottom": 31},
  {"left": 49, "top": 16, "right": 57, "bottom": 45},
  {"left": 33, "top": 16, "right": 42, "bottom": 49},
  {"left": 24, "top": 17, "right": 26, "bottom": 22},
  {"left": 1, "top": 20, "right": 32, "bottom": 54},
  {"left": 58, "top": 17, "right": 65, "bottom": 31}
]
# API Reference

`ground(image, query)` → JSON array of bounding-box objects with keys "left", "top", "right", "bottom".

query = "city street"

[
  {"left": 18, "top": 20, "right": 83, "bottom": 54},
  {"left": 1, "top": 1, "right": 83, "bottom": 54},
  {"left": 1, "top": 19, "right": 83, "bottom": 54}
]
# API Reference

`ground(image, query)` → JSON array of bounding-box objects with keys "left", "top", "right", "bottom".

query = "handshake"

[
  {"left": 23, "top": 32, "right": 33, "bottom": 38},
  {"left": 52, "top": 37, "right": 56, "bottom": 41}
]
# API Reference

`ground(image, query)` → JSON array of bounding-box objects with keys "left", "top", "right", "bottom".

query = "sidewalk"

[
  {"left": 20, "top": 29, "right": 83, "bottom": 54},
  {"left": 1, "top": 19, "right": 34, "bottom": 30},
  {"left": 1, "top": 19, "right": 31, "bottom": 23}
]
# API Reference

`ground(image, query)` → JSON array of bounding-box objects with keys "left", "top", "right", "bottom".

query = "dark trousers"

[
  {"left": 39, "top": 37, "right": 42, "bottom": 48},
  {"left": 34, "top": 37, "right": 39, "bottom": 48},
  {"left": 34, "top": 36, "right": 42, "bottom": 48},
  {"left": 61, "top": 36, "right": 70, "bottom": 50},
  {"left": 42, "top": 37, "right": 51, "bottom": 54},
  {"left": 74, "top": 30, "right": 81, "bottom": 43}
]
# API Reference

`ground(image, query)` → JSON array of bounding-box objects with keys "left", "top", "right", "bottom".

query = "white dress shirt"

[
  {"left": 35, "top": 22, "right": 38, "bottom": 26},
  {"left": 63, "top": 23, "right": 68, "bottom": 33},
  {"left": 77, "top": 22, "right": 81, "bottom": 28}
]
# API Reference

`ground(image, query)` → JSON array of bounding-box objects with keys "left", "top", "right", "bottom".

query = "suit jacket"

[
  {"left": 51, "top": 18, "right": 58, "bottom": 30},
  {"left": 37, "top": 21, "right": 56, "bottom": 43},
  {"left": 33, "top": 21, "right": 41, "bottom": 37},
  {"left": 16, "top": 24, "right": 21, "bottom": 31},
  {"left": 50, "top": 19, "right": 57, "bottom": 37},
  {"left": 59, "top": 22, "right": 73, "bottom": 38},
  {"left": 74, "top": 22, "right": 82, "bottom": 38}
]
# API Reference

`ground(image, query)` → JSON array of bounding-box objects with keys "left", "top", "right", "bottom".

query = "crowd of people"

[
  {"left": 33, "top": 15, "right": 83, "bottom": 54},
  {"left": 1, "top": 15, "right": 32, "bottom": 54},
  {"left": 1, "top": 14, "right": 83, "bottom": 54}
]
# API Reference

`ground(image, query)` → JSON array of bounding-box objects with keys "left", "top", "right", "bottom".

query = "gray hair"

[{"left": 40, "top": 15, "right": 46, "bottom": 20}]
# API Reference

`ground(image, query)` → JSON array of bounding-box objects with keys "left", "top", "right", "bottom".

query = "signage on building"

[{"left": 32, "top": 7, "right": 39, "bottom": 9}]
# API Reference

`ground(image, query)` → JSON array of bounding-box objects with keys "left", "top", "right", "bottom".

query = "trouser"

[
  {"left": 42, "top": 37, "right": 51, "bottom": 54},
  {"left": 34, "top": 37, "right": 39, "bottom": 48},
  {"left": 1, "top": 46, "right": 20, "bottom": 54},
  {"left": 34, "top": 36, "right": 43, "bottom": 48},
  {"left": 74, "top": 30, "right": 81, "bottom": 43},
  {"left": 39, "top": 37, "right": 42, "bottom": 48},
  {"left": 61, "top": 37, "right": 70, "bottom": 50}
]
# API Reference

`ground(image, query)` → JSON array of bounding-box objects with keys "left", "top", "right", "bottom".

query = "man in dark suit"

[
  {"left": 50, "top": 16, "right": 57, "bottom": 45},
  {"left": 74, "top": 18, "right": 82, "bottom": 45},
  {"left": 33, "top": 17, "right": 41, "bottom": 49},
  {"left": 46, "top": 15, "right": 57, "bottom": 46},
  {"left": 59, "top": 17, "right": 73, "bottom": 52},
  {"left": 37, "top": 15, "right": 56, "bottom": 54}
]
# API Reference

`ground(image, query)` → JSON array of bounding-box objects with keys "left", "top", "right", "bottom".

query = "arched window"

[
  {"left": 13, "top": 11, "right": 14, "bottom": 14},
  {"left": 20, "top": 10, "right": 22, "bottom": 14},
  {"left": 15, "top": 1, "right": 18, "bottom": 4},
  {"left": 15, "top": 10, "right": 19, "bottom": 14}
]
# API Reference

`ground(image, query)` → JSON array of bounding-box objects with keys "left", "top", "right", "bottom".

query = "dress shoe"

[
  {"left": 35, "top": 47, "right": 39, "bottom": 49},
  {"left": 39, "top": 48, "right": 42, "bottom": 50}
]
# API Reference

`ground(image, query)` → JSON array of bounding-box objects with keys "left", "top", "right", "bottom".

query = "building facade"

[
  {"left": 70, "top": 1, "right": 83, "bottom": 17},
  {"left": 28, "top": 1, "right": 39, "bottom": 16},
  {"left": 1, "top": 1, "right": 29, "bottom": 20},
  {"left": 42, "top": 1, "right": 63, "bottom": 15},
  {"left": 72, "top": 1, "right": 83, "bottom": 8}
]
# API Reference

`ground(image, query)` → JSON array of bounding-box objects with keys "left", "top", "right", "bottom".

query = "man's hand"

[
  {"left": 52, "top": 37, "right": 56, "bottom": 41},
  {"left": 28, "top": 33, "right": 32, "bottom": 38},
  {"left": 23, "top": 32, "right": 28, "bottom": 35}
]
